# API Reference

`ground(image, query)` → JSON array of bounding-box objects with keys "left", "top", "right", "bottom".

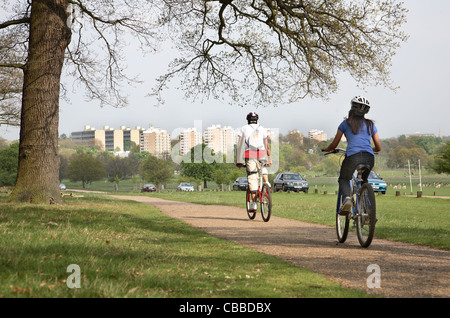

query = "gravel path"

[{"left": 115, "top": 195, "right": 449, "bottom": 298}]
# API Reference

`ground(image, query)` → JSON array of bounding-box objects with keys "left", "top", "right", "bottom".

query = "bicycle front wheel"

[
  {"left": 246, "top": 188, "right": 256, "bottom": 220},
  {"left": 336, "top": 191, "right": 349, "bottom": 243},
  {"left": 356, "top": 183, "right": 376, "bottom": 247},
  {"left": 260, "top": 184, "right": 272, "bottom": 222}
]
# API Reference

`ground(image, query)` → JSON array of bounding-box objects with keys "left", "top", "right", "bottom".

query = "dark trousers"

[{"left": 338, "top": 151, "right": 374, "bottom": 198}]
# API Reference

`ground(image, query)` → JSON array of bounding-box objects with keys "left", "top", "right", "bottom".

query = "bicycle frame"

[
  {"left": 245, "top": 161, "right": 265, "bottom": 200},
  {"left": 244, "top": 160, "right": 272, "bottom": 222},
  {"left": 325, "top": 148, "right": 377, "bottom": 247},
  {"left": 338, "top": 170, "right": 364, "bottom": 219}
]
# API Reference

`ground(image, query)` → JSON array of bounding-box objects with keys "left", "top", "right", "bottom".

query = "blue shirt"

[{"left": 338, "top": 120, "right": 377, "bottom": 157}]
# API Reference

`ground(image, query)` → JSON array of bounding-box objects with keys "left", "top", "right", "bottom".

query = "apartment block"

[
  {"left": 179, "top": 128, "right": 203, "bottom": 155},
  {"left": 141, "top": 127, "right": 171, "bottom": 158},
  {"left": 308, "top": 129, "right": 327, "bottom": 142},
  {"left": 204, "top": 124, "right": 237, "bottom": 155},
  {"left": 70, "top": 125, "right": 144, "bottom": 152},
  {"left": 120, "top": 126, "right": 144, "bottom": 151}
]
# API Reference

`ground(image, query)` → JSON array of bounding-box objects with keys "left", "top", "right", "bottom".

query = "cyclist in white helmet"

[
  {"left": 236, "top": 112, "right": 272, "bottom": 211},
  {"left": 323, "top": 96, "right": 381, "bottom": 213}
]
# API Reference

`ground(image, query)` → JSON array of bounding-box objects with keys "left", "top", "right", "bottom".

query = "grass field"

[
  {"left": 0, "top": 194, "right": 370, "bottom": 298},
  {"left": 1, "top": 171, "right": 448, "bottom": 298}
]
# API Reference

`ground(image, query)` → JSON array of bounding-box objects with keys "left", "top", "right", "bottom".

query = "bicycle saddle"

[{"left": 356, "top": 164, "right": 371, "bottom": 173}]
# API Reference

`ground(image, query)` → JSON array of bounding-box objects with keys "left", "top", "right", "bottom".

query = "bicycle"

[
  {"left": 243, "top": 161, "right": 272, "bottom": 222},
  {"left": 323, "top": 148, "right": 377, "bottom": 247}
]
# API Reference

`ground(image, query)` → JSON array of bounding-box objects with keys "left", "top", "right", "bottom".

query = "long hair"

[{"left": 346, "top": 110, "right": 375, "bottom": 135}]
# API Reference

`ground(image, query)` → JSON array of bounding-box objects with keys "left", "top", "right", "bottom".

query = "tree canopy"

[
  {"left": 139, "top": 154, "right": 173, "bottom": 187},
  {"left": 432, "top": 142, "right": 450, "bottom": 174},
  {"left": 0, "top": 0, "right": 408, "bottom": 203},
  {"left": 67, "top": 152, "right": 106, "bottom": 188}
]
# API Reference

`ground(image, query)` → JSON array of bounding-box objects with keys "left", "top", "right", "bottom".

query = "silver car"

[{"left": 177, "top": 183, "right": 194, "bottom": 191}]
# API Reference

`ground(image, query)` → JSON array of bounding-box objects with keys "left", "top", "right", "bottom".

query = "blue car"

[
  {"left": 367, "top": 171, "right": 387, "bottom": 194},
  {"left": 353, "top": 170, "right": 387, "bottom": 194}
]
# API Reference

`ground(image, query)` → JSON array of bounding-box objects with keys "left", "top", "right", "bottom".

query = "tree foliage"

[
  {"left": 154, "top": 0, "right": 408, "bottom": 105},
  {"left": 180, "top": 144, "right": 217, "bottom": 188},
  {"left": 139, "top": 154, "right": 173, "bottom": 186},
  {"left": 67, "top": 152, "right": 106, "bottom": 188},
  {"left": 432, "top": 142, "right": 450, "bottom": 174},
  {"left": 0, "top": 142, "right": 19, "bottom": 186},
  {"left": 0, "top": 0, "right": 408, "bottom": 203}
]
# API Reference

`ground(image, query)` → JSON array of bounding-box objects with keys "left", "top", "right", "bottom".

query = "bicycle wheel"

[
  {"left": 246, "top": 188, "right": 256, "bottom": 220},
  {"left": 260, "top": 184, "right": 272, "bottom": 222},
  {"left": 336, "top": 191, "right": 349, "bottom": 243},
  {"left": 356, "top": 183, "right": 376, "bottom": 247}
]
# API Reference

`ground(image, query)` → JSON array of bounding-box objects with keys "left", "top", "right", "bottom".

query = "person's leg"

[
  {"left": 246, "top": 159, "right": 259, "bottom": 209},
  {"left": 338, "top": 154, "right": 359, "bottom": 212},
  {"left": 261, "top": 166, "right": 269, "bottom": 186},
  {"left": 338, "top": 156, "right": 355, "bottom": 198},
  {"left": 360, "top": 152, "right": 375, "bottom": 184}
]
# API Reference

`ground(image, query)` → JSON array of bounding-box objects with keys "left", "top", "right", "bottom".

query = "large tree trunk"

[{"left": 9, "top": 0, "right": 71, "bottom": 204}]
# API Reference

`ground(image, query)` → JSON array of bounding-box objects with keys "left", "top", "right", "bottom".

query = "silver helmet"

[{"left": 350, "top": 96, "right": 370, "bottom": 116}]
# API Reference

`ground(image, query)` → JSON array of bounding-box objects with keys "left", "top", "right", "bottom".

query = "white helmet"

[{"left": 350, "top": 96, "right": 370, "bottom": 116}]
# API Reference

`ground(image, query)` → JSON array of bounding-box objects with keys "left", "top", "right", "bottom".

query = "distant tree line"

[{"left": 0, "top": 134, "right": 449, "bottom": 189}]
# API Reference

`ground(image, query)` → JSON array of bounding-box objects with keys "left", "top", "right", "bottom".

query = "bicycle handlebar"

[{"left": 322, "top": 148, "right": 346, "bottom": 156}]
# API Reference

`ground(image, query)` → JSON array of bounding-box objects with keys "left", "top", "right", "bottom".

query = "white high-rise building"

[
  {"left": 308, "top": 129, "right": 327, "bottom": 142},
  {"left": 70, "top": 125, "right": 144, "bottom": 152},
  {"left": 141, "top": 127, "right": 171, "bottom": 158},
  {"left": 179, "top": 128, "right": 203, "bottom": 155},
  {"left": 204, "top": 125, "right": 237, "bottom": 155}
]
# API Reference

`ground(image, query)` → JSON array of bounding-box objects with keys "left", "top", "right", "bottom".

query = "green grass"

[
  {"left": 0, "top": 194, "right": 370, "bottom": 298},
  {"left": 149, "top": 191, "right": 450, "bottom": 250}
]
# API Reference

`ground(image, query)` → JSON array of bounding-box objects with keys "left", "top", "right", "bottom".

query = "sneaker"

[
  {"left": 264, "top": 182, "right": 271, "bottom": 188},
  {"left": 250, "top": 202, "right": 257, "bottom": 211},
  {"left": 340, "top": 197, "right": 352, "bottom": 214}
]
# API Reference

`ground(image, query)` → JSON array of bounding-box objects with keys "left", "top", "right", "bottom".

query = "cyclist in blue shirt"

[{"left": 323, "top": 96, "right": 382, "bottom": 213}]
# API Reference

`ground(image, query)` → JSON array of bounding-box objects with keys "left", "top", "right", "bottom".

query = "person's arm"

[
  {"left": 265, "top": 136, "right": 272, "bottom": 166},
  {"left": 236, "top": 135, "right": 244, "bottom": 167},
  {"left": 322, "top": 129, "right": 343, "bottom": 152},
  {"left": 372, "top": 132, "right": 381, "bottom": 153}
]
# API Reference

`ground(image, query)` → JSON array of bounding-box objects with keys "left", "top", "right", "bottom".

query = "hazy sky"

[{"left": 1, "top": 1, "right": 449, "bottom": 141}]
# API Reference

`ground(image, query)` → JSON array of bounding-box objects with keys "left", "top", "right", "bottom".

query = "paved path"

[{"left": 114, "top": 195, "right": 450, "bottom": 298}]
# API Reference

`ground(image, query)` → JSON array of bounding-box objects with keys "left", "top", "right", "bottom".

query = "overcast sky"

[{"left": 1, "top": 1, "right": 449, "bottom": 141}]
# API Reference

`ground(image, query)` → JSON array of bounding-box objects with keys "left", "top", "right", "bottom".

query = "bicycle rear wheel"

[
  {"left": 260, "top": 184, "right": 272, "bottom": 222},
  {"left": 356, "top": 183, "right": 376, "bottom": 247},
  {"left": 246, "top": 188, "right": 256, "bottom": 220},
  {"left": 336, "top": 191, "right": 349, "bottom": 243}
]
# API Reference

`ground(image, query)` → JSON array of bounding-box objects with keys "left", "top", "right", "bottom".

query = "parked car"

[
  {"left": 273, "top": 172, "right": 309, "bottom": 193},
  {"left": 367, "top": 171, "right": 387, "bottom": 194},
  {"left": 177, "top": 183, "right": 194, "bottom": 191},
  {"left": 141, "top": 184, "right": 157, "bottom": 192},
  {"left": 59, "top": 183, "right": 66, "bottom": 190},
  {"left": 233, "top": 177, "right": 248, "bottom": 191}
]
